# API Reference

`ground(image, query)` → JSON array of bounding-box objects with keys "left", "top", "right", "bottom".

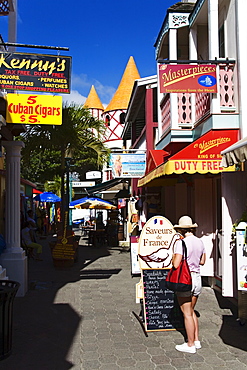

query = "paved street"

[{"left": 1, "top": 231, "right": 247, "bottom": 369}]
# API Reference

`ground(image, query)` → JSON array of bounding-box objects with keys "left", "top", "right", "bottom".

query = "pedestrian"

[
  {"left": 172, "top": 215, "right": 206, "bottom": 354},
  {"left": 21, "top": 221, "right": 43, "bottom": 261}
]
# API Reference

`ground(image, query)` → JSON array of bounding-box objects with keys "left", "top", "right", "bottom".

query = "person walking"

[{"left": 172, "top": 216, "right": 206, "bottom": 354}]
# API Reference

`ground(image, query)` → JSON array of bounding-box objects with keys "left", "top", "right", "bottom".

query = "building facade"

[{"left": 124, "top": 0, "right": 247, "bottom": 299}]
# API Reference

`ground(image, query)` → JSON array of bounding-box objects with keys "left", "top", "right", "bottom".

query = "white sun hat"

[{"left": 173, "top": 215, "right": 198, "bottom": 229}]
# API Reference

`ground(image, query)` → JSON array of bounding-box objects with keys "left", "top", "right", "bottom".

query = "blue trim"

[{"left": 189, "top": 0, "right": 206, "bottom": 26}]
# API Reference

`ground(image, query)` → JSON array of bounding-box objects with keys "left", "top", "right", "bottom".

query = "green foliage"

[
  {"left": 18, "top": 104, "right": 109, "bottom": 185},
  {"left": 44, "top": 175, "right": 61, "bottom": 197}
]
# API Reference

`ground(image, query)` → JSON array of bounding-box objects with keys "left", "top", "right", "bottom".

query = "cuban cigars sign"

[
  {"left": 6, "top": 94, "right": 62, "bottom": 125},
  {"left": 0, "top": 52, "right": 71, "bottom": 93},
  {"left": 159, "top": 64, "right": 217, "bottom": 93}
]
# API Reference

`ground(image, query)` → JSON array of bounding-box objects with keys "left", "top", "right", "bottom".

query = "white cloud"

[
  {"left": 61, "top": 90, "right": 86, "bottom": 106},
  {"left": 71, "top": 73, "right": 115, "bottom": 107}
]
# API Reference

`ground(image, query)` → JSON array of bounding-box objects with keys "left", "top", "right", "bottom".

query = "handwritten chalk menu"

[{"left": 142, "top": 269, "right": 184, "bottom": 331}]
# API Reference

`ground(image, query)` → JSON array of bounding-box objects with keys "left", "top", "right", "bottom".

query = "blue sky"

[{"left": 0, "top": 0, "right": 175, "bottom": 106}]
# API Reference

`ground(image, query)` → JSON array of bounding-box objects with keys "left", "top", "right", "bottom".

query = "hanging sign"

[
  {"left": 0, "top": 52, "right": 71, "bottom": 93},
  {"left": 110, "top": 153, "right": 146, "bottom": 178},
  {"left": 159, "top": 64, "right": 217, "bottom": 93},
  {"left": 6, "top": 94, "right": 62, "bottom": 125}
]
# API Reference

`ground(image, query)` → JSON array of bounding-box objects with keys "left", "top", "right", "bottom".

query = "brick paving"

[{"left": 1, "top": 231, "right": 247, "bottom": 369}]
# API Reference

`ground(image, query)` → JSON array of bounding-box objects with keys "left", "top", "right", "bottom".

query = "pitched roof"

[
  {"left": 104, "top": 56, "right": 140, "bottom": 113},
  {"left": 83, "top": 85, "right": 104, "bottom": 110}
]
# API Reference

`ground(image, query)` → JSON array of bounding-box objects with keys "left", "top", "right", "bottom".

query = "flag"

[
  {"left": 118, "top": 198, "right": 126, "bottom": 209},
  {"left": 154, "top": 218, "right": 163, "bottom": 225}
]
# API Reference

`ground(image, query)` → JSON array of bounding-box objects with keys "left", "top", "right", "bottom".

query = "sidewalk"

[{"left": 1, "top": 231, "right": 247, "bottom": 369}]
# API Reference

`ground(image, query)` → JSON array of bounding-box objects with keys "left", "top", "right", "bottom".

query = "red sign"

[
  {"left": 171, "top": 130, "right": 238, "bottom": 161},
  {"left": 159, "top": 64, "right": 217, "bottom": 93}
]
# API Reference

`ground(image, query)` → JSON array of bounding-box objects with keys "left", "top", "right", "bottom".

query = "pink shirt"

[{"left": 174, "top": 235, "right": 206, "bottom": 273}]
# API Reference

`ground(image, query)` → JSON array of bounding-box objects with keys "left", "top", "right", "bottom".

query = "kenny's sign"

[{"left": 0, "top": 52, "right": 71, "bottom": 93}]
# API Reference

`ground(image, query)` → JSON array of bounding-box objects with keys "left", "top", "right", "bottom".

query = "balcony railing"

[{"left": 160, "top": 63, "right": 236, "bottom": 136}]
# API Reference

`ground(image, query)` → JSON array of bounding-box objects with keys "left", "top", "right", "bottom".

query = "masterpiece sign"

[
  {"left": 6, "top": 94, "right": 62, "bottom": 125},
  {"left": 0, "top": 52, "right": 71, "bottom": 93},
  {"left": 159, "top": 64, "right": 217, "bottom": 93}
]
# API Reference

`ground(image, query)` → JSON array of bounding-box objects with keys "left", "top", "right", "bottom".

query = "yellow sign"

[{"left": 6, "top": 93, "right": 62, "bottom": 125}]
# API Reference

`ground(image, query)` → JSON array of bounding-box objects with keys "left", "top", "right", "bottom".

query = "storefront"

[{"left": 137, "top": 129, "right": 239, "bottom": 295}]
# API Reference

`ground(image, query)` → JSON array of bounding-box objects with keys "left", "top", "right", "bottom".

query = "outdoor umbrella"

[
  {"left": 33, "top": 191, "right": 61, "bottom": 203},
  {"left": 69, "top": 196, "right": 116, "bottom": 210}
]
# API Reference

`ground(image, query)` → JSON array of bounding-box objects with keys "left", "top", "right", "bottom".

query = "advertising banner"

[
  {"left": 236, "top": 223, "right": 247, "bottom": 291},
  {"left": 0, "top": 52, "right": 71, "bottom": 93},
  {"left": 110, "top": 153, "right": 146, "bottom": 178},
  {"left": 6, "top": 94, "right": 62, "bottom": 125},
  {"left": 159, "top": 64, "right": 217, "bottom": 93}
]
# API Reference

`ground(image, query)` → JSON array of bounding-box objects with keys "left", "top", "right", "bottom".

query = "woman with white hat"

[{"left": 172, "top": 215, "right": 206, "bottom": 354}]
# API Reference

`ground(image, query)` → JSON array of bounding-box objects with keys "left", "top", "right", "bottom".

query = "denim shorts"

[{"left": 176, "top": 272, "right": 202, "bottom": 297}]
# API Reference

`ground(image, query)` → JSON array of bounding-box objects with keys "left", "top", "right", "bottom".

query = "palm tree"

[{"left": 20, "top": 104, "right": 109, "bottom": 216}]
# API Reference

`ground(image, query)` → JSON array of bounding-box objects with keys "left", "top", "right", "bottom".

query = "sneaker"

[
  {"left": 175, "top": 343, "right": 196, "bottom": 354},
  {"left": 194, "top": 341, "right": 201, "bottom": 349}
]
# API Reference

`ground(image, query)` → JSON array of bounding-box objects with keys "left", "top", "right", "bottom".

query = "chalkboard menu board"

[{"left": 142, "top": 269, "right": 184, "bottom": 331}]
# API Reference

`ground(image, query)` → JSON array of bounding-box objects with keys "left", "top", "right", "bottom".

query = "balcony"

[{"left": 160, "top": 63, "right": 236, "bottom": 137}]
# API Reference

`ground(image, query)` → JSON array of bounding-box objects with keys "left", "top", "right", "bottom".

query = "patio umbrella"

[
  {"left": 69, "top": 196, "right": 116, "bottom": 210},
  {"left": 33, "top": 191, "right": 61, "bottom": 203}
]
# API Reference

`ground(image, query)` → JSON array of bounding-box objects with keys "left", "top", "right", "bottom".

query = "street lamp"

[{"left": 65, "top": 149, "right": 73, "bottom": 230}]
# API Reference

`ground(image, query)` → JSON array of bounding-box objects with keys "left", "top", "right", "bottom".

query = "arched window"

[
  {"left": 120, "top": 112, "right": 126, "bottom": 125},
  {"left": 105, "top": 115, "right": 110, "bottom": 126}
]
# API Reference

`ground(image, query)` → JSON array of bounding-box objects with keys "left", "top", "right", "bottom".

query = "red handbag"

[{"left": 165, "top": 239, "right": 192, "bottom": 292}]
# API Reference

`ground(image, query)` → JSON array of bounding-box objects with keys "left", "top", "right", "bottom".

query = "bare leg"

[
  {"left": 191, "top": 295, "right": 199, "bottom": 341},
  {"left": 177, "top": 296, "right": 195, "bottom": 346}
]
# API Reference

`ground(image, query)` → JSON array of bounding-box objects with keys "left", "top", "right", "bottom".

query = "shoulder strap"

[{"left": 181, "top": 239, "right": 188, "bottom": 259}]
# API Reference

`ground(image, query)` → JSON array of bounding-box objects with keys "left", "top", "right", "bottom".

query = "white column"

[
  {"left": 189, "top": 27, "right": 197, "bottom": 124},
  {"left": 0, "top": 141, "right": 27, "bottom": 296},
  {"left": 169, "top": 28, "right": 178, "bottom": 129},
  {"left": 208, "top": 0, "right": 221, "bottom": 113}
]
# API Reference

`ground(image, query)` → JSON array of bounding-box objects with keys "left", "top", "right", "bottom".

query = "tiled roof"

[
  {"left": 83, "top": 85, "right": 104, "bottom": 110},
  {"left": 104, "top": 56, "right": 140, "bottom": 112}
]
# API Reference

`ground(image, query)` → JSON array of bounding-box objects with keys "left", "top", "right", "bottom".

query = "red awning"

[
  {"left": 33, "top": 189, "right": 43, "bottom": 194},
  {"left": 145, "top": 150, "right": 170, "bottom": 175},
  {"left": 138, "top": 130, "right": 239, "bottom": 187}
]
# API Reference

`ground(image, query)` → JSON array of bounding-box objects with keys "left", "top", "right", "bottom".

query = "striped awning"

[{"left": 221, "top": 136, "right": 247, "bottom": 167}]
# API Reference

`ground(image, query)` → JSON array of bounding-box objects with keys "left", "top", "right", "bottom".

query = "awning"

[
  {"left": 221, "top": 136, "right": 247, "bottom": 167},
  {"left": 86, "top": 178, "right": 124, "bottom": 195},
  {"left": 138, "top": 130, "right": 239, "bottom": 187},
  {"left": 145, "top": 149, "right": 170, "bottom": 175}
]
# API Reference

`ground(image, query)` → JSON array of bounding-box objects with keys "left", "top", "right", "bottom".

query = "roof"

[
  {"left": 122, "top": 75, "right": 157, "bottom": 141},
  {"left": 104, "top": 56, "right": 140, "bottom": 113},
  {"left": 168, "top": 2, "right": 196, "bottom": 12},
  {"left": 87, "top": 178, "right": 124, "bottom": 195},
  {"left": 83, "top": 85, "right": 104, "bottom": 110}
]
